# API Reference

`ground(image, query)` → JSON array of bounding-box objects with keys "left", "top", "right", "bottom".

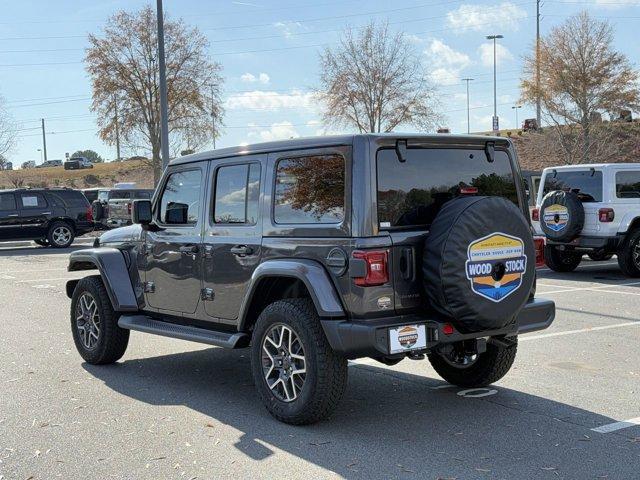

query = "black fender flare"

[
  {"left": 66, "top": 248, "right": 138, "bottom": 312},
  {"left": 238, "top": 259, "right": 345, "bottom": 331}
]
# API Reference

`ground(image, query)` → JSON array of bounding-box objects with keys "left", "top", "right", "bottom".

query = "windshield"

[
  {"left": 376, "top": 148, "right": 519, "bottom": 230},
  {"left": 542, "top": 170, "right": 603, "bottom": 203}
]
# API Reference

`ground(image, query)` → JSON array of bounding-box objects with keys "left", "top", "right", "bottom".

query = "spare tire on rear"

[
  {"left": 423, "top": 196, "right": 535, "bottom": 333},
  {"left": 539, "top": 190, "right": 584, "bottom": 242}
]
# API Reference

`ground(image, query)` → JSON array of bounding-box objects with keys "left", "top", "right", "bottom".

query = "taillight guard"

[{"left": 598, "top": 208, "right": 614, "bottom": 223}]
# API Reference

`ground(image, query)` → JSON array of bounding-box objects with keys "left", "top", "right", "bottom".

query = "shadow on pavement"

[{"left": 84, "top": 347, "right": 639, "bottom": 479}]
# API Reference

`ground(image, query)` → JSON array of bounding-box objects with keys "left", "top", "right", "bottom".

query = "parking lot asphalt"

[{"left": 0, "top": 244, "right": 639, "bottom": 480}]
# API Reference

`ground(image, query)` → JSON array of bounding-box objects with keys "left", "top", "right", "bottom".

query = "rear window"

[
  {"left": 49, "top": 190, "right": 89, "bottom": 208},
  {"left": 616, "top": 171, "right": 640, "bottom": 199},
  {"left": 109, "top": 191, "right": 131, "bottom": 200},
  {"left": 543, "top": 170, "right": 603, "bottom": 202},
  {"left": 133, "top": 191, "right": 152, "bottom": 199},
  {"left": 376, "top": 148, "right": 518, "bottom": 230}
]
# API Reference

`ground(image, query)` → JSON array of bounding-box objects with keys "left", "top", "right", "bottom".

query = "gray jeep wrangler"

[{"left": 66, "top": 134, "right": 555, "bottom": 424}]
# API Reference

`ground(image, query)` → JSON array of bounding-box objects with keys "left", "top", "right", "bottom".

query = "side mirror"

[{"left": 132, "top": 199, "right": 152, "bottom": 225}]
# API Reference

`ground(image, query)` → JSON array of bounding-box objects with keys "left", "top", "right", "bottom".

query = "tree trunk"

[{"left": 581, "top": 118, "right": 590, "bottom": 164}]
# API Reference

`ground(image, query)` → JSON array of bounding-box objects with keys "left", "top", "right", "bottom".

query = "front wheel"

[
  {"left": 427, "top": 337, "right": 518, "bottom": 388},
  {"left": 250, "top": 298, "right": 348, "bottom": 425},
  {"left": 544, "top": 245, "right": 582, "bottom": 272},
  {"left": 618, "top": 229, "right": 640, "bottom": 277},
  {"left": 70, "top": 276, "right": 129, "bottom": 364}
]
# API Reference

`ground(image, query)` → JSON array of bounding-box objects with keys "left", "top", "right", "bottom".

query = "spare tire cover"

[
  {"left": 423, "top": 196, "right": 535, "bottom": 333},
  {"left": 539, "top": 190, "right": 584, "bottom": 242}
]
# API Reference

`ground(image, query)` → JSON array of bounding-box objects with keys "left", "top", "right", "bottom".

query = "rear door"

[
  {"left": 17, "top": 192, "right": 50, "bottom": 238},
  {"left": 0, "top": 193, "right": 22, "bottom": 240},
  {"left": 375, "top": 146, "right": 522, "bottom": 315},
  {"left": 144, "top": 163, "right": 207, "bottom": 314},
  {"left": 201, "top": 157, "right": 264, "bottom": 320}
]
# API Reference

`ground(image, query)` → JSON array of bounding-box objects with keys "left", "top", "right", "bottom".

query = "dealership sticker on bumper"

[{"left": 389, "top": 324, "right": 427, "bottom": 354}]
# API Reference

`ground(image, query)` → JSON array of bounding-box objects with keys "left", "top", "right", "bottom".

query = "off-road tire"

[
  {"left": 428, "top": 337, "right": 518, "bottom": 388},
  {"left": 617, "top": 229, "right": 640, "bottom": 277},
  {"left": 70, "top": 275, "right": 129, "bottom": 365},
  {"left": 34, "top": 239, "right": 49, "bottom": 247},
  {"left": 47, "top": 221, "right": 75, "bottom": 248},
  {"left": 250, "top": 298, "right": 348, "bottom": 425},
  {"left": 544, "top": 245, "right": 582, "bottom": 272}
]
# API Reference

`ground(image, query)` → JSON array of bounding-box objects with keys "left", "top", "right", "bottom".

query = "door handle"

[
  {"left": 179, "top": 245, "right": 199, "bottom": 255},
  {"left": 230, "top": 245, "right": 253, "bottom": 256}
]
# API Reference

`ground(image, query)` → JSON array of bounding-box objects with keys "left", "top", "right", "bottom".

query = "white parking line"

[
  {"left": 520, "top": 321, "right": 639, "bottom": 341},
  {"left": 538, "top": 261, "right": 618, "bottom": 272},
  {"left": 588, "top": 289, "right": 640, "bottom": 297},
  {"left": 591, "top": 417, "right": 640, "bottom": 434},
  {"left": 0, "top": 268, "right": 71, "bottom": 274},
  {"left": 14, "top": 277, "right": 80, "bottom": 283},
  {"left": 540, "top": 281, "right": 640, "bottom": 295}
]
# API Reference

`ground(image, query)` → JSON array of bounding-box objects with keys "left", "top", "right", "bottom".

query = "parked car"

[
  {"left": 21, "top": 161, "right": 36, "bottom": 169},
  {"left": 522, "top": 118, "right": 538, "bottom": 132},
  {"left": 36, "top": 159, "right": 63, "bottom": 168},
  {"left": 534, "top": 163, "right": 640, "bottom": 274},
  {"left": 64, "top": 157, "right": 93, "bottom": 170},
  {"left": 522, "top": 170, "right": 543, "bottom": 234},
  {"left": 0, "top": 188, "right": 93, "bottom": 247},
  {"left": 92, "top": 188, "right": 153, "bottom": 229},
  {"left": 81, "top": 188, "right": 111, "bottom": 204},
  {"left": 66, "top": 134, "right": 554, "bottom": 424}
]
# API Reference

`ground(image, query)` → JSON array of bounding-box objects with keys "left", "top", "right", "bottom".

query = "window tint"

[
  {"left": 50, "top": 190, "right": 88, "bottom": 208},
  {"left": 159, "top": 170, "right": 201, "bottom": 225},
  {"left": 214, "top": 163, "right": 260, "bottom": 224},
  {"left": 543, "top": 170, "right": 603, "bottom": 202},
  {"left": 616, "top": 171, "right": 640, "bottom": 199},
  {"left": 377, "top": 148, "right": 518, "bottom": 229},
  {"left": 134, "top": 191, "right": 152, "bottom": 199},
  {"left": 274, "top": 155, "right": 345, "bottom": 224},
  {"left": 19, "top": 193, "right": 47, "bottom": 209},
  {"left": 109, "top": 191, "right": 131, "bottom": 200},
  {"left": 0, "top": 193, "right": 16, "bottom": 211}
]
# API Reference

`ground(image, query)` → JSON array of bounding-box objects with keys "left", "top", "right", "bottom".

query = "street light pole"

[
  {"left": 462, "top": 78, "right": 474, "bottom": 134},
  {"left": 512, "top": 105, "right": 522, "bottom": 129},
  {"left": 536, "top": 0, "right": 541, "bottom": 127},
  {"left": 156, "top": 0, "right": 170, "bottom": 173},
  {"left": 41, "top": 118, "right": 48, "bottom": 162},
  {"left": 486, "top": 34, "right": 503, "bottom": 132}
]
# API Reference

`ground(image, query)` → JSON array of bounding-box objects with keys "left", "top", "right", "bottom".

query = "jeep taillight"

[
  {"left": 534, "top": 236, "right": 545, "bottom": 268},
  {"left": 532, "top": 208, "right": 539, "bottom": 221},
  {"left": 352, "top": 250, "right": 389, "bottom": 286},
  {"left": 598, "top": 208, "right": 614, "bottom": 222},
  {"left": 127, "top": 202, "right": 132, "bottom": 215},
  {"left": 86, "top": 206, "right": 93, "bottom": 222}
]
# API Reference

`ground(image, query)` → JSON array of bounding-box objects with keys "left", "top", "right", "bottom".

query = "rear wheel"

[
  {"left": 617, "top": 229, "right": 640, "bottom": 277},
  {"left": 70, "top": 276, "right": 129, "bottom": 364},
  {"left": 428, "top": 337, "right": 517, "bottom": 388},
  {"left": 47, "top": 221, "right": 74, "bottom": 248},
  {"left": 250, "top": 298, "right": 348, "bottom": 425},
  {"left": 544, "top": 245, "right": 582, "bottom": 272}
]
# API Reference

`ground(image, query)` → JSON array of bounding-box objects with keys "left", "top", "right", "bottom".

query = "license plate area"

[{"left": 388, "top": 324, "right": 427, "bottom": 354}]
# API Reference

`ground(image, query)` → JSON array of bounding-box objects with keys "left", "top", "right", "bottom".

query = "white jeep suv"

[{"left": 534, "top": 163, "right": 640, "bottom": 276}]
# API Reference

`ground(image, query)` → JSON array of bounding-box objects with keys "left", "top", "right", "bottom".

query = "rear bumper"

[
  {"left": 321, "top": 298, "right": 555, "bottom": 359},
  {"left": 547, "top": 235, "right": 622, "bottom": 250}
]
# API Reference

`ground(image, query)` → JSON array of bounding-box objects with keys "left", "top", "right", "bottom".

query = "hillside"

[{"left": 0, "top": 160, "right": 154, "bottom": 189}]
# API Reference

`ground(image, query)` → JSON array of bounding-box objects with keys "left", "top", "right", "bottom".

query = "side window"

[
  {"left": 159, "top": 170, "right": 202, "bottom": 225},
  {"left": 0, "top": 193, "right": 16, "bottom": 211},
  {"left": 616, "top": 171, "right": 640, "bottom": 199},
  {"left": 274, "top": 154, "right": 345, "bottom": 224},
  {"left": 19, "top": 193, "right": 47, "bottom": 209},
  {"left": 213, "top": 163, "right": 261, "bottom": 224}
]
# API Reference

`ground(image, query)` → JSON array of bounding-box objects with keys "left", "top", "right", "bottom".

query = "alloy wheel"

[
  {"left": 261, "top": 324, "right": 307, "bottom": 402},
  {"left": 52, "top": 226, "right": 71, "bottom": 246},
  {"left": 75, "top": 292, "right": 101, "bottom": 350}
]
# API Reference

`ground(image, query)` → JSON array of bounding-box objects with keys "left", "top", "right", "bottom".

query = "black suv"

[
  {"left": 0, "top": 188, "right": 93, "bottom": 248},
  {"left": 66, "top": 135, "right": 555, "bottom": 424}
]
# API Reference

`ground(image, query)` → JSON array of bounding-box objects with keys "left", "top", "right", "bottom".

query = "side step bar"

[{"left": 118, "top": 315, "right": 249, "bottom": 349}]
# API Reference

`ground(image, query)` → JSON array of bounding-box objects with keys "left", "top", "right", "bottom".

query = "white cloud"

[
  {"left": 273, "top": 21, "right": 304, "bottom": 38},
  {"left": 447, "top": 2, "right": 527, "bottom": 32},
  {"left": 240, "top": 72, "right": 270, "bottom": 84},
  {"left": 478, "top": 42, "right": 513, "bottom": 67},
  {"left": 248, "top": 121, "right": 300, "bottom": 142},
  {"left": 595, "top": 0, "right": 640, "bottom": 6},
  {"left": 424, "top": 39, "right": 471, "bottom": 86},
  {"left": 226, "top": 90, "right": 316, "bottom": 111}
]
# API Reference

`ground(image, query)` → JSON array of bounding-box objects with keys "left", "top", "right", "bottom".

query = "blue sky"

[{"left": 1, "top": 0, "right": 638, "bottom": 165}]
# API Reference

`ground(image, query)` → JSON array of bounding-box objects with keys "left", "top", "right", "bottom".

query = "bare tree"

[
  {"left": 521, "top": 12, "right": 639, "bottom": 163},
  {"left": 318, "top": 22, "right": 440, "bottom": 133},
  {"left": 86, "top": 6, "right": 224, "bottom": 183},
  {"left": 0, "top": 95, "right": 16, "bottom": 159}
]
